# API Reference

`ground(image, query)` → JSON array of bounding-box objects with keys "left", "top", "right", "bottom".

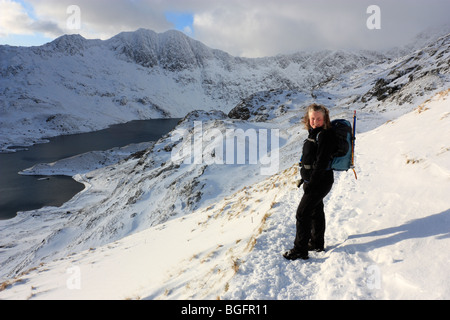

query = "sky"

[{"left": 0, "top": 0, "right": 449, "bottom": 57}]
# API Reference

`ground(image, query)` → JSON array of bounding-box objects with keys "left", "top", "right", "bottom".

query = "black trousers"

[{"left": 294, "top": 172, "right": 334, "bottom": 254}]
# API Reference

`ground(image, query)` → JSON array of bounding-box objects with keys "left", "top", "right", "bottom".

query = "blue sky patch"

[{"left": 164, "top": 12, "right": 194, "bottom": 35}]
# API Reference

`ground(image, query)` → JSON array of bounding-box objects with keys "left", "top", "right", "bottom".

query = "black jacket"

[{"left": 300, "top": 127, "right": 336, "bottom": 192}]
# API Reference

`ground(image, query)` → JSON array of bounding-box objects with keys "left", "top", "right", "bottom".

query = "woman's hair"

[{"left": 302, "top": 103, "right": 331, "bottom": 130}]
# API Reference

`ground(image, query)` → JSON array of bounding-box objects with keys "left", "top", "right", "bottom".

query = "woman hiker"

[{"left": 284, "top": 104, "right": 337, "bottom": 261}]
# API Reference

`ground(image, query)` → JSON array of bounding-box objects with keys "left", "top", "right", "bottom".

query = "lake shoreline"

[{"left": 0, "top": 119, "right": 180, "bottom": 220}]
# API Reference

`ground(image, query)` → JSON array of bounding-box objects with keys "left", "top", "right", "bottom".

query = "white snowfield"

[{"left": 0, "top": 89, "right": 448, "bottom": 300}]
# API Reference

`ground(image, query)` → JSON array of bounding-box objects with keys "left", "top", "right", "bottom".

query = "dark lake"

[{"left": 0, "top": 119, "right": 180, "bottom": 220}]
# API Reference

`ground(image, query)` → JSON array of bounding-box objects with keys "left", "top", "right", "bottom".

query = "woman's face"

[{"left": 309, "top": 110, "right": 325, "bottom": 129}]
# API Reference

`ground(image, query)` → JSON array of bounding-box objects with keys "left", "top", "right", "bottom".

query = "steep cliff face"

[{"left": 107, "top": 29, "right": 217, "bottom": 70}]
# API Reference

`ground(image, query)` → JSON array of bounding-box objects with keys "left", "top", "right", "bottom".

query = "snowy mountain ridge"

[{"left": 0, "top": 29, "right": 385, "bottom": 152}]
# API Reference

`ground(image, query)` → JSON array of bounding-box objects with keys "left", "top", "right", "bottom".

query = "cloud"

[
  {"left": 25, "top": 0, "right": 172, "bottom": 39},
  {"left": 192, "top": 1, "right": 327, "bottom": 57},
  {"left": 0, "top": 0, "right": 35, "bottom": 36},
  {"left": 1, "top": 0, "right": 449, "bottom": 56},
  {"left": 190, "top": 0, "right": 450, "bottom": 56},
  {"left": 0, "top": 0, "right": 63, "bottom": 38}
]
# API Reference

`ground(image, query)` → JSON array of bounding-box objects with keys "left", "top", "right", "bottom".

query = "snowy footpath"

[
  {"left": 224, "top": 90, "right": 450, "bottom": 300},
  {"left": 0, "top": 90, "right": 449, "bottom": 300}
]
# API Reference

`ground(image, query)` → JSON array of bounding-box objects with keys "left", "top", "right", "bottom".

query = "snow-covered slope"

[
  {"left": 0, "top": 29, "right": 384, "bottom": 152},
  {"left": 225, "top": 89, "right": 450, "bottom": 300},
  {"left": 228, "top": 33, "right": 449, "bottom": 126},
  {"left": 0, "top": 31, "right": 449, "bottom": 300},
  {"left": 1, "top": 89, "right": 449, "bottom": 300}
]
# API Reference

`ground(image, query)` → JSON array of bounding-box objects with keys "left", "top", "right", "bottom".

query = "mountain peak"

[
  {"left": 48, "top": 34, "right": 87, "bottom": 50},
  {"left": 45, "top": 34, "right": 89, "bottom": 55},
  {"left": 107, "top": 28, "right": 215, "bottom": 70}
]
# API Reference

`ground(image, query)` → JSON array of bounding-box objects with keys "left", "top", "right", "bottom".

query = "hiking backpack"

[{"left": 329, "top": 118, "right": 354, "bottom": 171}]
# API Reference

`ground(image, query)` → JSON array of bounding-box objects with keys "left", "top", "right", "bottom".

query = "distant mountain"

[
  {"left": 385, "top": 24, "right": 450, "bottom": 58},
  {"left": 108, "top": 29, "right": 230, "bottom": 70},
  {"left": 228, "top": 32, "right": 450, "bottom": 123},
  {"left": 0, "top": 29, "right": 385, "bottom": 151}
]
